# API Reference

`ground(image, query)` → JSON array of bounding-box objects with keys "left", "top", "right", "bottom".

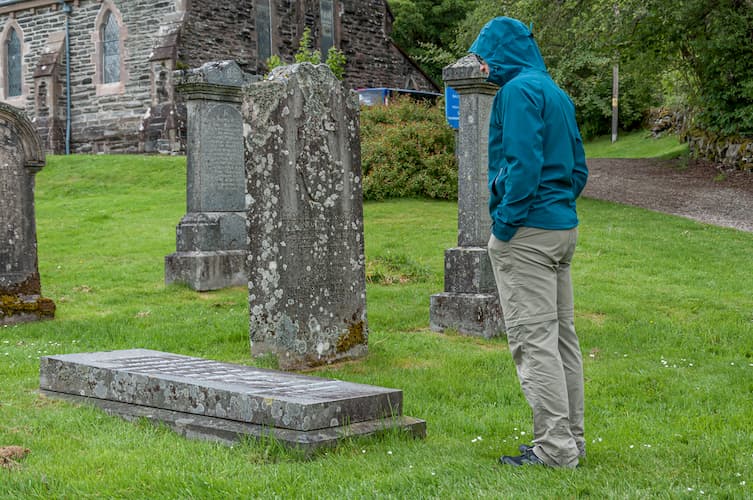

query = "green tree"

[
  {"left": 628, "top": 0, "right": 753, "bottom": 137},
  {"left": 390, "top": 0, "right": 475, "bottom": 83},
  {"left": 457, "top": 0, "right": 659, "bottom": 137}
]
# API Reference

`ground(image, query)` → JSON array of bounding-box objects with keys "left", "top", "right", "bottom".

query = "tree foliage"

[
  {"left": 392, "top": 0, "right": 753, "bottom": 139},
  {"left": 389, "top": 0, "right": 476, "bottom": 83}
]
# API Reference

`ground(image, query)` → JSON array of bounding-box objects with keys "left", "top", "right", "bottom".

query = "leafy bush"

[{"left": 360, "top": 97, "right": 457, "bottom": 201}]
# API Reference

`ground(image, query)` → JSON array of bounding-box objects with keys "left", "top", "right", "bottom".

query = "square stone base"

[
  {"left": 429, "top": 292, "right": 505, "bottom": 338},
  {"left": 164, "top": 250, "right": 248, "bottom": 291}
]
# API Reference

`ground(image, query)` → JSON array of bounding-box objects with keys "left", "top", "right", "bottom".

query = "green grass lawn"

[
  {"left": 1, "top": 141, "right": 752, "bottom": 498},
  {"left": 585, "top": 130, "right": 689, "bottom": 159}
]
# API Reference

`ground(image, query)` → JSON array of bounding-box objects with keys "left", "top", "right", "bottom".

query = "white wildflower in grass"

[
  {"left": 362, "top": 450, "right": 366, "bottom": 454},
  {"left": 476, "top": 436, "right": 483, "bottom": 441},
  {"left": 630, "top": 445, "right": 635, "bottom": 449},
  {"left": 741, "top": 481, "right": 746, "bottom": 486},
  {"left": 520, "top": 431, "right": 526, "bottom": 436},
  {"left": 387, "top": 451, "right": 393, "bottom": 455}
]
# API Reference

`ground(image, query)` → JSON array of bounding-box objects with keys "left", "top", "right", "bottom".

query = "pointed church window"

[
  {"left": 102, "top": 12, "right": 120, "bottom": 84},
  {"left": 320, "top": 0, "right": 334, "bottom": 55},
  {"left": 6, "top": 28, "right": 21, "bottom": 97},
  {"left": 256, "top": 0, "right": 272, "bottom": 63}
]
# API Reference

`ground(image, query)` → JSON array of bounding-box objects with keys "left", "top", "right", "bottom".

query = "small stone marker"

[
  {"left": 0, "top": 103, "right": 55, "bottom": 325},
  {"left": 39, "top": 349, "right": 425, "bottom": 451},
  {"left": 242, "top": 63, "right": 367, "bottom": 370},
  {"left": 164, "top": 61, "right": 257, "bottom": 291}
]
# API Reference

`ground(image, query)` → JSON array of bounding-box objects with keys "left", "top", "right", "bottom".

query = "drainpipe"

[{"left": 61, "top": 0, "right": 72, "bottom": 155}]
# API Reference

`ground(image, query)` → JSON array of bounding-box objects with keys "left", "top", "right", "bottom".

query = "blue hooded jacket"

[{"left": 470, "top": 17, "right": 589, "bottom": 241}]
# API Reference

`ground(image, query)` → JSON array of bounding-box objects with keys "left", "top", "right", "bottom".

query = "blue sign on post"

[{"left": 445, "top": 85, "right": 460, "bottom": 129}]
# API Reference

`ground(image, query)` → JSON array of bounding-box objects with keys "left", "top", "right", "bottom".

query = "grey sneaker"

[{"left": 499, "top": 448, "right": 545, "bottom": 467}]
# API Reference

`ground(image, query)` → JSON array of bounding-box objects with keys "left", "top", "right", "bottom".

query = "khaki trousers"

[{"left": 488, "top": 227, "right": 584, "bottom": 468}]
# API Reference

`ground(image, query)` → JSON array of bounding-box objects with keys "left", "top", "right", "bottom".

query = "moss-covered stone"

[{"left": 336, "top": 321, "right": 366, "bottom": 354}]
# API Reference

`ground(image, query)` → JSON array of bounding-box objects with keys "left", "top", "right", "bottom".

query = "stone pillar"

[
  {"left": 164, "top": 61, "right": 255, "bottom": 291},
  {"left": 242, "top": 63, "right": 367, "bottom": 370},
  {"left": 0, "top": 104, "right": 56, "bottom": 325},
  {"left": 429, "top": 55, "right": 504, "bottom": 338}
]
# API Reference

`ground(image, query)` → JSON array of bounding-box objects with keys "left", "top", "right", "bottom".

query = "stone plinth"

[
  {"left": 242, "top": 63, "right": 367, "bottom": 370},
  {"left": 165, "top": 61, "right": 257, "bottom": 291},
  {"left": 429, "top": 56, "right": 504, "bottom": 338},
  {"left": 39, "top": 349, "right": 425, "bottom": 451},
  {"left": 0, "top": 103, "right": 55, "bottom": 325}
]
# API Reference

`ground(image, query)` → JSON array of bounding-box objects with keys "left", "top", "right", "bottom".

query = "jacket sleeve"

[
  {"left": 490, "top": 82, "right": 544, "bottom": 241},
  {"left": 572, "top": 133, "right": 589, "bottom": 198}
]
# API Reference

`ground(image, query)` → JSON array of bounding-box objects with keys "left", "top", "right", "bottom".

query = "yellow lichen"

[{"left": 336, "top": 321, "right": 366, "bottom": 353}]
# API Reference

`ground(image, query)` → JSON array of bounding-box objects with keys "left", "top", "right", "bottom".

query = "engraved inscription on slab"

[{"left": 200, "top": 104, "right": 244, "bottom": 212}]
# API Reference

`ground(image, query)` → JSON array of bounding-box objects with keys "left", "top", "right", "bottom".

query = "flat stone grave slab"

[{"left": 39, "top": 349, "right": 425, "bottom": 451}]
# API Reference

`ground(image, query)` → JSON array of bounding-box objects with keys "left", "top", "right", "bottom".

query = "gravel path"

[{"left": 582, "top": 158, "right": 753, "bottom": 233}]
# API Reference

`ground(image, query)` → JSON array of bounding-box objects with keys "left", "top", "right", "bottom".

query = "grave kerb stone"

[{"left": 39, "top": 349, "right": 425, "bottom": 452}]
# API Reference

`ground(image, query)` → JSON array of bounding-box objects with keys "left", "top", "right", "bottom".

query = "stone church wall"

[{"left": 0, "top": 0, "right": 437, "bottom": 154}]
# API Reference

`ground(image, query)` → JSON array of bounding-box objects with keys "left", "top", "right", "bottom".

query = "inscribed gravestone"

[
  {"left": 242, "top": 63, "right": 367, "bottom": 370},
  {"left": 39, "top": 349, "right": 426, "bottom": 451},
  {"left": 164, "top": 61, "right": 256, "bottom": 291},
  {"left": 0, "top": 103, "right": 55, "bottom": 325}
]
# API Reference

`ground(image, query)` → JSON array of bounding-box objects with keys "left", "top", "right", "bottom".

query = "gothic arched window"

[
  {"left": 102, "top": 12, "right": 120, "bottom": 84},
  {"left": 256, "top": 0, "right": 272, "bottom": 63},
  {"left": 6, "top": 28, "right": 21, "bottom": 97},
  {"left": 320, "top": 0, "right": 334, "bottom": 55}
]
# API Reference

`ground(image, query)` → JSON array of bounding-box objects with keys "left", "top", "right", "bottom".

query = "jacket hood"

[{"left": 469, "top": 17, "right": 547, "bottom": 86}]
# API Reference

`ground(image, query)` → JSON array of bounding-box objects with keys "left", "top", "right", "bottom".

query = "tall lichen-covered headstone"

[
  {"left": 242, "top": 63, "right": 367, "bottom": 370},
  {"left": 0, "top": 103, "right": 55, "bottom": 325}
]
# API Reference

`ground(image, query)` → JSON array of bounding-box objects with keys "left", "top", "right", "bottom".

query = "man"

[{"left": 470, "top": 17, "right": 589, "bottom": 468}]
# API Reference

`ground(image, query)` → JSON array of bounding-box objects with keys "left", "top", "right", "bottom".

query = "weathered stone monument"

[
  {"left": 165, "top": 61, "right": 256, "bottom": 291},
  {"left": 40, "top": 349, "right": 425, "bottom": 451},
  {"left": 429, "top": 56, "right": 504, "bottom": 338},
  {"left": 242, "top": 63, "right": 367, "bottom": 370},
  {"left": 0, "top": 103, "right": 55, "bottom": 325}
]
